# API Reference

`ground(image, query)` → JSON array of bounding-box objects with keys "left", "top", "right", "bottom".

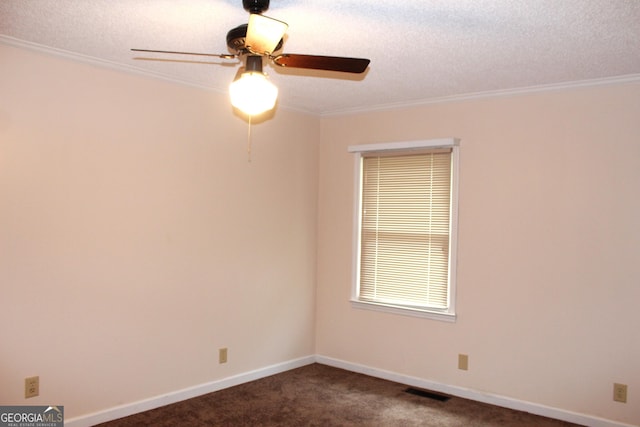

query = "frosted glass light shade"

[
  {"left": 246, "top": 13, "right": 288, "bottom": 55},
  {"left": 229, "top": 72, "right": 278, "bottom": 116}
]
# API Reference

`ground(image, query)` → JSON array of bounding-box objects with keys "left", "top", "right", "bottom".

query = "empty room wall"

[
  {"left": 0, "top": 43, "right": 319, "bottom": 420},
  {"left": 316, "top": 83, "right": 640, "bottom": 425}
]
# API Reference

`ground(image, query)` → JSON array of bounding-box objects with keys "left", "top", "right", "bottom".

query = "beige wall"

[
  {"left": 316, "top": 84, "right": 640, "bottom": 425},
  {"left": 0, "top": 44, "right": 319, "bottom": 418},
  {"left": 3, "top": 40, "right": 640, "bottom": 426}
]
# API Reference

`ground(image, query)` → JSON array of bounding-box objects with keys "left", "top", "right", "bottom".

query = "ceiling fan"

[{"left": 132, "top": 0, "right": 371, "bottom": 116}]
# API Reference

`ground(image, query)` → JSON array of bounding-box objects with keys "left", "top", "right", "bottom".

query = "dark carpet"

[{"left": 97, "top": 363, "right": 583, "bottom": 426}]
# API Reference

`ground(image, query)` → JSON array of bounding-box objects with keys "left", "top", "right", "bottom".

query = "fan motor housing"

[
  {"left": 243, "top": 0, "right": 269, "bottom": 14},
  {"left": 226, "top": 24, "right": 248, "bottom": 51}
]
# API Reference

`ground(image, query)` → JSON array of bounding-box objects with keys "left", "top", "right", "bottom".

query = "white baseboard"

[
  {"left": 64, "top": 354, "right": 633, "bottom": 427},
  {"left": 315, "top": 355, "right": 634, "bottom": 427},
  {"left": 64, "top": 355, "right": 315, "bottom": 427}
]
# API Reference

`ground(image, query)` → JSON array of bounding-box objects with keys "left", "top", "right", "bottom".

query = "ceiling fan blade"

[
  {"left": 271, "top": 54, "right": 370, "bottom": 74},
  {"left": 245, "top": 13, "right": 288, "bottom": 55},
  {"left": 131, "top": 48, "right": 236, "bottom": 59}
]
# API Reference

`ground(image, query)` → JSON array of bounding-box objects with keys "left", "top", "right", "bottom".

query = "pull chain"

[{"left": 246, "top": 115, "right": 252, "bottom": 163}]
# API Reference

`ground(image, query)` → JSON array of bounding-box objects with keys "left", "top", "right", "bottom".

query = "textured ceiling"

[{"left": 1, "top": 0, "right": 640, "bottom": 115}]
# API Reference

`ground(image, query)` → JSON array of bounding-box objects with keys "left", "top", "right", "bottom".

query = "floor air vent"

[{"left": 404, "top": 387, "right": 451, "bottom": 402}]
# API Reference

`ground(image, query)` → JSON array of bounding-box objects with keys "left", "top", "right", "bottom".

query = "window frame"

[{"left": 348, "top": 138, "right": 460, "bottom": 322}]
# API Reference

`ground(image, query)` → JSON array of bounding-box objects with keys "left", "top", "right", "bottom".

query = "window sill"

[{"left": 350, "top": 299, "right": 456, "bottom": 322}]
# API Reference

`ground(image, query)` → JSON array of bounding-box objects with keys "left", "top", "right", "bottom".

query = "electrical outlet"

[
  {"left": 458, "top": 354, "right": 469, "bottom": 371},
  {"left": 219, "top": 348, "right": 228, "bottom": 364},
  {"left": 613, "top": 383, "right": 627, "bottom": 403},
  {"left": 25, "top": 376, "right": 39, "bottom": 398}
]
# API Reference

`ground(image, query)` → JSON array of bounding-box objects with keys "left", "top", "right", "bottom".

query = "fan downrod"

[{"left": 243, "top": 0, "right": 269, "bottom": 14}]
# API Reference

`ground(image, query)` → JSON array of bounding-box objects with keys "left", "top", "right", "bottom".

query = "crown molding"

[
  {"left": 320, "top": 73, "right": 640, "bottom": 117},
  {"left": 0, "top": 35, "right": 218, "bottom": 92},
  {"left": 3, "top": 34, "right": 639, "bottom": 118}
]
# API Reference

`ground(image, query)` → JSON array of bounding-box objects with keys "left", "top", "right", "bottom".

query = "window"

[{"left": 348, "top": 139, "right": 459, "bottom": 321}]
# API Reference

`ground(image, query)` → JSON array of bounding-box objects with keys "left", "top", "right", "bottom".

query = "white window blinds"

[{"left": 358, "top": 149, "right": 453, "bottom": 310}]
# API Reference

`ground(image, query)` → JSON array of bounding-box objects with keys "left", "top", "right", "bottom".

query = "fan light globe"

[{"left": 229, "top": 71, "right": 278, "bottom": 116}]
